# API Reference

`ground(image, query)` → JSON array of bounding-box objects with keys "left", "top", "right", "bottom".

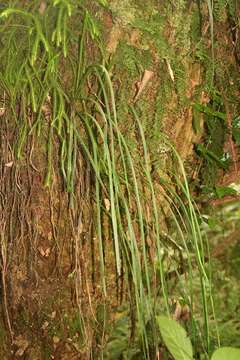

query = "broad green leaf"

[
  {"left": 157, "top": 316, "right": 193, "bottom": 360},
  {"left": 215, "top": 186, "right": 237, "bottom": 198},
  {"left": 211, "top": 347, "right": 240, "bottom": 360}
]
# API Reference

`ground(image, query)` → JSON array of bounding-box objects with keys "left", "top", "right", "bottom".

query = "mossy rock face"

[{"left": 103, "top": 0, "right": 213, "bottom": 164}]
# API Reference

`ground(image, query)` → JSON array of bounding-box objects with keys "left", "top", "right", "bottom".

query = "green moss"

[
  {"left": 174, "top": 61, "right": 188, "bottom": 106},
  {"left": 109, "top": 0, "right": 136, "bottom": 26},
  {"left": 213, "top": 0, "right": 228, "bottom": 22},
  {"left": 190, "top": 6, "right": 202, "bottom": 44},
  {"left": 114, "top": 41, "right": 152, "bottom": 77},
  {"left": 154, "top": 63, "right": 174, "bottom": 127},
  {"left": 227, "top": 0, "right": 238, "bottom": 18},
  {"left": 133, "top": 11, "right": 169, "bottom": 57}
]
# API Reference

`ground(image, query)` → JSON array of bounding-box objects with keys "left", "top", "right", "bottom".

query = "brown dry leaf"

[
  {"left": 165, "top": 59, "right": 175, "bottom": 82},
  {"left": 133, "top": 69, "right": 154, "bottom": 102},
  {"left": 39, "top": 2, "right": 47, "bottom": 15},
  {"left": 201, "top": 90, "right": 210, "bottom": 104},
  {"left": 0, "top": 107, "right": 6, "bottom": 116},
  {"left": 38, "top": 247, "right": 51, "bottom": 258},
  {"left": 38, "top": 247, "right": 46, "bottom": 257},
  {"left": 129, "top": 29, "right": 141, "bottom": 46},
  {"left": 50, "top": 311, "right": 57, "bottom": 319},
  {"left": 53, "top": 336, "right": 60, "bottom": 344},
  {"left": 79, "top": 221, "right": 84, "bottom": 234},
  {"left": 106, "top": 25, "right": 122, "bottom": 54},
  {"left": 172, "top": 301, "right": 182, "bottom": 320},
  {"left": 41, "top": 321, "right": 49, "bottom": 330},
  {"left": 104, "top": 198, "right": 111, "bottom": 211},
  {"left": 5, "top": 161, "right": 13, "bottom": 167},
  {"left": 45, "top": 247, "right": 51, "bottom": 257},
  {"left": 181, "top": 304, "right": 190, "bottom": 321},
  {"left": 13, "top": 335, "right": 29, "bottom": 357}
]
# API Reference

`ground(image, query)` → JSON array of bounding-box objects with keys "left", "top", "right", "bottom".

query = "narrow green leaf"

[{"left": 157, "top": 316, "right": 193, "bottom": 360}]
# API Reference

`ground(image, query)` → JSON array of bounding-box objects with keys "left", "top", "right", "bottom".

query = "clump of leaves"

[{"left": 157, "top": 315, "right": 240, "bottom": 360}]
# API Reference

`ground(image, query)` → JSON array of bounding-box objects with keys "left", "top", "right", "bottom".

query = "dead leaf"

[
  {"left": 79, "top": 222, "right": 84, "bottom": 234},
  {"left": 13, "top": 335, "right": 29, "bottom": 357},
  {"left": 181, "top": 304, "right": 190, "bottom": 321},
  {"left": 0, "top": 107, "right": 6, "bottom": 116},
  {"left": 106, "top": 26, "right": 122, "bottom": 54},
  {"left": 50, "top": 311, "right": 56, "bottom": 319},
  {"left": 133, "top": 69, "right": 154, "bottom": 102},
  {"left": 53, "top": 336, "right": 60, "bottom": 344},
  {"left": 41, "top": 321, "right": 49, "bottom": 330},
  {"left": 38, "top": 247, "right": 51, "bottom": 258},
  {"left": 5, "top": 161, "right": 13, "bottom": 167},
  {"left": 39, "top": 2, "right": 47, "bottom": 15},
  {"left": 104, "top": 198, "right": 111, "bottom": 211},
  {"left": 45, "top": 247, "right": 51, "bottom": 257},
  {"left": 165, "top": 59, "right": 175, "bottom": 82},
  {"left": 172, "top": 301, "right": 182, "bottom": 320}
]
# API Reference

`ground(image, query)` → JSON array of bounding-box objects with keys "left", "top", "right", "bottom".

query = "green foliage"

[
  {"left": 109, "top": 0, "right": 136, "bottom": 26},
  {"left": 157, "top": 316, "right": 193, "bottom": 360},
  {"left": 211, "top": 347, "right": 240, "bottom": 360},
  {"left": 193, "top": 98, "right": 228, "bottom": 187},
  {"left": 133, "top": 10, "right": 169, "bottom": 58},
  {"left": 213, "top": 0, "right": 228, "bottom": 21},
  {"left": 193, "top": 103, "right": 226, "bottom": 121},
  {"left": 232, "top": 115, "right": 240, "bottom": 145},
  {"left": 157, "top": 316, "right": 240, "bottom": 360},
  {"left": 195, "top": 144, "right": 229, "bottom": 170},
  {"left": 201, "top": 203, "right": 240, "bottom": 348},
  {"left": 103, "top": 310, "right": 141, "bottom": 359},
  {"left": 97, "top": 0, "right": 109, "bottom": 6},
  {"left": 214, "top": 186, "right": 237, "bottom": 198},
  {"left": 1, "top": 1, "right": 239, "bottom": 358},
  {"left": 190, "top": 6, "right": 202, "bottom": 44},
  {"left": 65, "top": 312, "right": 85, "bottom": 340},
  {"left": 114, "top": 41, "right": 151, "bottom": 77},
  {"left": 227, "top": 0, "right": 238, "bottom": 18}
]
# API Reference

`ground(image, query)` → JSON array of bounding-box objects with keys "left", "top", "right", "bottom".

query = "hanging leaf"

[
  {"left": 157, "top": 315, "right": 193, "bottom": 360},
  {"left": 211, "top": 347, "right": 240, "bottom": 360}
]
